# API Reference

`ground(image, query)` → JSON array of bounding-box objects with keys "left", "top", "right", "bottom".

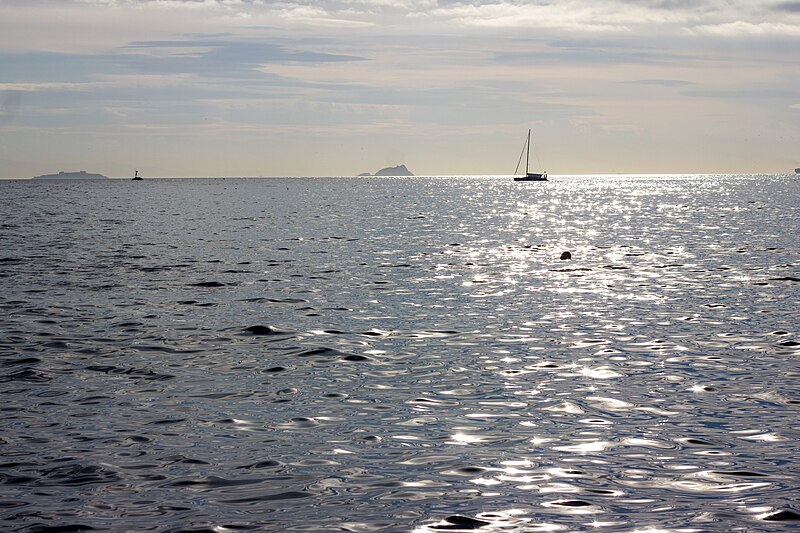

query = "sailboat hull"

[{"left": 514, "top": 173, "right": 548, "bottom": 181}]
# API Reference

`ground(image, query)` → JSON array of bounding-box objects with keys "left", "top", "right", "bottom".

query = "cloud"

[
  {"left": 1, "top": 0, "right": 799, "bottom": 176},
  {"left": 4, "top": 1, "right": 800, "bottom": 48},
  {"left": 75, "top": 0, "right": 248, "bottom": 7},
  {"left": 691, "top": 21, "right": 800, "bottom": 35},
  {"left": 123, "top": 39, "right": 366, "bottom": 69},
  {"left": 625, "top": 79, "right": 695, "bottom": 86},
  {"left": 413, "top": 0, "right": 722, "bottom": 33},
  {"left": 0, "top": 90, "right": 23, "bottom": 123},
  {"left": 682, "top": 86, "right": 799, "bottom": 100},
  {"left": 0, "top": 74, "right": 195, "bottom": 93},
  {"left": 772, "top": 2, "right": 800, "bottom": 12}
]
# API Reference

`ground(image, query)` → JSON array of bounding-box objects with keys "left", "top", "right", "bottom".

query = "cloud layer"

[{"left": 1, "top": 0, "right": 799, "bottom": 177}]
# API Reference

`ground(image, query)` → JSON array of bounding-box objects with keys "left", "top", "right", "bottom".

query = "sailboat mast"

[{"left": 526, "top": 129, "right": 531, "bottom": 174}]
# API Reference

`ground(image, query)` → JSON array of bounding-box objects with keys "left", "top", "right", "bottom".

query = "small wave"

[{"left": 189, "top": 281, "right": 231, "bottom": 287}]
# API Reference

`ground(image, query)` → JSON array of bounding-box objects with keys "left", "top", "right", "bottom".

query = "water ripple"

[{"left": 1, "top": 175, "right": 798, "bottom": 531}]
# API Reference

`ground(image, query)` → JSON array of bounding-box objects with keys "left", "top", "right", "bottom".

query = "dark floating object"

[
  {"left": 132, "top": 169, "right": 143, "bottom": 180},
  {"left": 341, "top": 354, "right": 371, "bottom": 362},
  {"left": 560, "top": 251, "right": 572, "bottom": 260},
  {"left": 243, "top": 325, "right": 289, "bottom": 336},
  {"left": 550, "top": 500, "right": 593, "bottom": 507},
  {"left": 147, "top": 418, "right": 184, "bottom": 425},
  {"left": 762, "top": 509, "right": 800, "bottom": 521},
  {"left": 712, "top": 470, "right": 769, "bottom": 477},
  {"left": 684, "top": 438, "right": 714, "bottom": 446},
  {"left": 432, "top": 515, "right": 491, "bottom": 530},
  {"left": 191, "top": 281, "right": 228, "bottom": 287},
  {"left": 456, "top": 466, "right": 486, "bottom": 474}
]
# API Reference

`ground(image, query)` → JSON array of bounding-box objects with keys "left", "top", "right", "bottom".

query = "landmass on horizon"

[
  {"left": 358, "top": 164, "right": 414, "bottom": 177},
  {"left": 32, "top": 170, "right": 109, "bottom": 180}
]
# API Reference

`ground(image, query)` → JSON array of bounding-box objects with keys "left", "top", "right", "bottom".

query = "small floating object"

[
  {"left": 761, "top": 509, "right": 800, "bottom": 522},
  {"left": 243, "top": 325, "right": 288, "bottom": 336},
  {"left": 132, "top": 169, "right": 143, "bottom": 181},
  {"left": 560, "top": 251, "right": 572, "bottom": 260},
  {"left": 435, "top": 515, "right": 491, "bottom": 529}
]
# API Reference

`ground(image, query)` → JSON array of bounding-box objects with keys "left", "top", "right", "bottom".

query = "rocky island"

[
  {"left": 32, "top": 170, "right": 109, "bottom": 180},
  {"left": 359, "top": 164, "right": 414, "bottom": 177}
]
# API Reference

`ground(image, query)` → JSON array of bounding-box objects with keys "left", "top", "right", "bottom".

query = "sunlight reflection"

[
  {"left": 590, "top": 521, "right": 627, "bottom": 528},
  {"left": 554, "top": 440, "right": 613, "bottom": 454},
  {"left": 739, "top": 433, "right": 782, "bottom": 442},
  {"left": 543, "top": 401, "right": 585, "bottom": 414},
  {"left": 448, "top": 432, "right": 487, "bottom": 445},
  {"left": 587, "top": 397, "right": 634, "bottom": 410},
  {"left": 539, "top": 482, "right": 581, "bottom": 494},
  {"left": 471, "top": 477, "right": 503, "bottom": 486},
  {"left": 578, "top": 366, "right": 623, "bottom": 379}
]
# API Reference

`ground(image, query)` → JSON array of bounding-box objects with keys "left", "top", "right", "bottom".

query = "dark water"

[{"left": 1, "top": 175, "right": 798, "bottom": 532}]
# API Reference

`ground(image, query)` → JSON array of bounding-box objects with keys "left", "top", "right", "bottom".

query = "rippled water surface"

[{"left": 1, "top": 175, "right": 799, "bottom": 532}]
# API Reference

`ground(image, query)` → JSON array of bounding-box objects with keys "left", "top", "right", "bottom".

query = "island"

[
  {"left": 359, "top": 164, "right": 414, "bottom": 177},
  {"left": 32, "top": 170, "right": 109, "bottom": 180}
]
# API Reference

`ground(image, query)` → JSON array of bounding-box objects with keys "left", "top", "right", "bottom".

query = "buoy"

[{"left": 560, "top": 251, "right": 572, "bottom": 260}]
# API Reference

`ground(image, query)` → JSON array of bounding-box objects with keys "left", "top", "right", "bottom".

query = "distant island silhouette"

[
  {"left": 359, "top": 164, "right": 414, "bottom": 177},
  {"left": 32, "top": 170, "right": 109, "bottom": 180}
]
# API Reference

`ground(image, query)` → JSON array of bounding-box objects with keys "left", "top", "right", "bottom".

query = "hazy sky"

[{"left": 1, "top": 0, "right": 799, "bottom": 178}]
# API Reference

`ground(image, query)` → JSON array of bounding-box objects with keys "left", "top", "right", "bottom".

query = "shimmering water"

[{"left": 1, "top": 175, "right": 798, "bottom": 532}]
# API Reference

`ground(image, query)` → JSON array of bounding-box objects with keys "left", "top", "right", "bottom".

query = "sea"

[{"left": 0, "top": 174, "right": 798, "bottom": 532}]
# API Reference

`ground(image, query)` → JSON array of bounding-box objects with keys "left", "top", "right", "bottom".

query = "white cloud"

[
  {"left": 76, "top": 0, "right": 242, "bottom": 7},
  {"left": 0, "top": 74, "right": 194, "bottom": 93},
  {"left": 4, "top": 0, "right": 800, "bottom": 48},
  {"left": 271, "top": 4, "right": 375, "bottom": 27},
  {"left": 691, "top": 21, "right": 800, "bottom": 36},
  {"left": 419, "top": 1, "right": 695, "bottom": 32},
  {"left": 2, "top": 0, "right": 800, "bottom": 176}
]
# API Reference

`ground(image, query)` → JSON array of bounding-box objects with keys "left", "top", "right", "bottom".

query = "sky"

[{"left": 1, "top": 0, "right": 799, "bottom": 178}]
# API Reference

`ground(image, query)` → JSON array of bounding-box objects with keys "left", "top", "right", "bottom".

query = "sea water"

[{"left": 0, "top": 175, "right": 798, "bottom": 532}]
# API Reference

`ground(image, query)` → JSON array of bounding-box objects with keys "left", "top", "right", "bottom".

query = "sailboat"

[{"left": 513, "top": 129, "right": 547, "bottom": 181}]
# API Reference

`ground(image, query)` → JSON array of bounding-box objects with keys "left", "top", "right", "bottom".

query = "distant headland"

[
  {"left": 358, "top": 164, "right": 414, "bottom": 177},
  {"left": 32, "top": 170, "right": 109, "bottom": 180}
]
